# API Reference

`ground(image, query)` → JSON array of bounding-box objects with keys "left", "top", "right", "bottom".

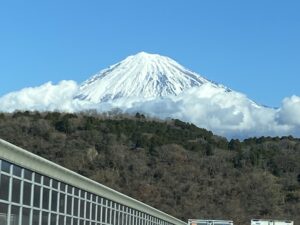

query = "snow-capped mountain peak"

[
  {"left": 75, "top": 52, "right": 218, "bottom": 103},
  {"left": 2, "top": 51, "right": 298, "bottom": 139}
]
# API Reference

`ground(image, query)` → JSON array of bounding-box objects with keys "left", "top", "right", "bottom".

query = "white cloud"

[
  {"left": 0, "top": 82, "right": 300, "bottom": 139},
  {"left": 0, "top": 81, "right": 79, "bottom": 112},
  {"left": 120, "top": 84, "right": 297, "bottom": 138},
  {"left": 276, "top": 95, "right": 300, "bottom": 126}
]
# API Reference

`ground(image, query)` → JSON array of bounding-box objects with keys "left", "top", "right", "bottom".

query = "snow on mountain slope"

[{"left": 75, "top": 52, "right": 228, "bottom": 103}]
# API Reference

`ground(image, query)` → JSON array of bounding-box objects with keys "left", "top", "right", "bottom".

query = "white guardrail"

[{"left": 0, "top": 139, "right": 187, "bottom": 225}]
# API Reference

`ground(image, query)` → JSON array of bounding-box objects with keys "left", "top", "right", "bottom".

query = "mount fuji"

[
  {"left": 0, "top": 51, "right": 299, "bottom": 138},
  {"left": 75, "top": 52, "right": 231, "bottom": 103}
]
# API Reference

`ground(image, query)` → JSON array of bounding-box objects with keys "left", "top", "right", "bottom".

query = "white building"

[{"left": 251, "top": 219, "right": 293, "bottom": 225}]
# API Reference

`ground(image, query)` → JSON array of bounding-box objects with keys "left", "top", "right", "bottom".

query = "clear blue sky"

[{"left": 0, "top": 0, "right": 299, "bottom": 107}]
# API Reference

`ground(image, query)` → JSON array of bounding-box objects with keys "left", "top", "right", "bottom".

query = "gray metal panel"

[{"left": 0, "top": 138, "right": 186, "bottom": 225}]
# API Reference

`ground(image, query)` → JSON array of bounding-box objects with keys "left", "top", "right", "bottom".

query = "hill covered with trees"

[{"left": 0, "top": 111, "right": 299, "bottom": 225}]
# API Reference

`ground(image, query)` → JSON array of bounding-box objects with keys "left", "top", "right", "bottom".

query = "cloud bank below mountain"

[{"left": 0, "top": 80, "right": 299, "bottom": 139}]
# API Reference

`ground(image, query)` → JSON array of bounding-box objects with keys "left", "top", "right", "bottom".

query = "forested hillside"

[{"left": 0, "top": 111, "right": 299, "bottom": 225}]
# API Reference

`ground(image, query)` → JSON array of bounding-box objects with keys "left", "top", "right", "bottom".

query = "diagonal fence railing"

[{"left": 0, "top": 139, "right": 187, "bottom": 225}]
